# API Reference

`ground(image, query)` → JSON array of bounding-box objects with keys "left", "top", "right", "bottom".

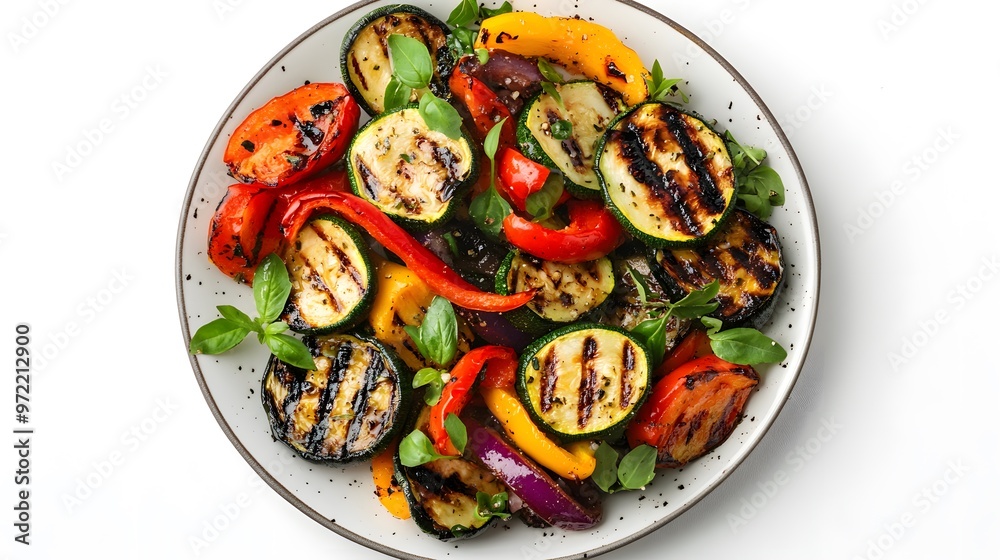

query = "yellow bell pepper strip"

[
  {"left": 481, "top": 386, "right": 597, "bottom": 481},
  {"left": 371, "top": 439, "right": 410, "bottom": 519},
  {"left": 474, "top": 12, "right": 650, "bottom": 105},
  {"left": 367, "top": 259, "right": 475, "bottom": 371}
]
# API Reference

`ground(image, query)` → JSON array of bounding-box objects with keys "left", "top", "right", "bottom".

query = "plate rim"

[{"left": 174, "top": 1, "right": 822, "bottom": 558}]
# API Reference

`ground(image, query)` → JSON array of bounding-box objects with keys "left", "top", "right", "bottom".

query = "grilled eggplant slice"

[
  {"left": 394, "top": 406, "right": 506, "bottom": 540},
  {"left": 340, "top": 4, "right": 453, "bottom": 116},
  {"left": 517, "top": 323, "right": 651, "bottom": 441},
  {"left": 262, "top": 334, "right": 410, "bottom": 463},
  {"left": 652, "top": 208, "right": 783, "bottom": 328},
  {"left": 281, "top": 215, "right": 374, "bottom": 334},
  {"left": 496, "top": 251, "right": 616, "bottom": 336},
  {"left": 596, "top": 101, "right": 736, "bottom": 247},
  {"left": 517, "top": 81, "right": 626, "bottom": 197},
  {"left": 587, "top": 254, "right": 691, "bottom": 349},
  {"left": 348, "top": 105, "right": 477, "bottom": 230}
]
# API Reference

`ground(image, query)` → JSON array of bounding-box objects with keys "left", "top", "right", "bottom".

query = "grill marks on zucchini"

[
  {"left": 262, "top": 335, "right": 409, "bottom": 463},
  {"left": 395, "top": 406, "right": 505, "bottom": 540},
  {"left": 518, "top": 81, "right": 626, "bottom": 196},
  {"left": 281, "top": 215, "right": 373, "bottom": 334},
  {"left": 341, "top": 6, "right": 452, "bottom": 115},
  {"left": 500, "top": 252, "right": 615, "bottom": 326},
  {"left": 349, "top": 107, "right": 475, "bottom": 229},
  {"left": 597, "top": 102, "right": 736, "bottom": 247},
  {"left": 653, "top": 208, "right": 783, "bottom": 328},
  {"left": 519, "top": 325, "right": 651, "bottom": 440}
]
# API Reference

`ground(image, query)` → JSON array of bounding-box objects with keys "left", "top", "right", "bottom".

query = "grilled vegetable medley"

[{"left": 190, "top": 0, "right": 790, "bottom": 541}]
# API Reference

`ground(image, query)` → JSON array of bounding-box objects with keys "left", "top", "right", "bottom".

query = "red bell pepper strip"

[
  {"left": 497, "top": 147, "right": 549, "bottom": 211},
  {"left": 449, "top": 70, "right": 516, "bottom": 148},
  {"left": 502, "top": 199, "right": 625, "bottom": 263},
  {"left": 280, "top": 191, "right": 537, "bottom": 312},
  {"left": 657, "top": 328, "right": 713, "bottom": 377},
  {"left": 429, "top": 346, "right": 518, "bottom": 456}
]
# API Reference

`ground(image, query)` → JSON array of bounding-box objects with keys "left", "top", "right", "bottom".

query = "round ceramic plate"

[{"left": 175, "top": 1, "right": 820, "bottom": 558}]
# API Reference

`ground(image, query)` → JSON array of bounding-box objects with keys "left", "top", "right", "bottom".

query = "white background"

[{"left": 3, "top": 0, "right": 998, "bottom": 559}]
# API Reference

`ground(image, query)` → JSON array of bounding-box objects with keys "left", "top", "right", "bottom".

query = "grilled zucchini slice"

[
  {"left": 652, "top": 208, "right": 784, "bottom": 328},
  {"left": 517, "top": 81, "right": 626, "bottom": 198},
  {"left": 281, "top": 215, "right": 374, "bottom": 334},
  {"left": 517, "top": 323, "right": 651, "bottom": 441},
  {"left": 261, "top": 334, "right": 410, "bottom": 463},
  {"left": 348, "top": 105, "right": 477, "bottom": 230},
  {"left": 394, "top": 406, "right": 506, "bottom": 540},
  {"left": 596, "top": 101, "right": 736, "bottom": 247},
  {"left": 340, "top": 4, "right": 453, "bottom": 116},
  {"left": 496, "top": 251, "right": 615, "bottom": 335}
]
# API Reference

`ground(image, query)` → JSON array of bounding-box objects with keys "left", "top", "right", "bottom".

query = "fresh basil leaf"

[
  {"left": 470, "top": 186, "right": 511, "bottom": 238},
  {"left": 537, "top": 58, "right": 563, "bottom": 83},
  {"left": 447, "top": 26, "right": 476, "bottom": 58},
  {"left": 442, "top": 232, "right": 460, "bottom": 258},
  {"left": 525, "top": 171, "right": 564, "bottom": 221},
  {"left": 419, "top": 91, "right": 463, "bottom": 140},
  {"left": 749, "top": 165, "right": 785, "bottom": 205},
  {"left": 447, "top": 0, "right": 479, "bottom": 27},
  {"left": 592, "top": 442, "right": 620, "bottom": 493},
  {"left": 709, "top": 328, "right": 787, "bottom": 365},
  {"left": 413, "top": 367, "right": 446, "bottom": 405},
  {"left": 668, "top": 280, "right": 719, "bottom": 319},
  {"left": 423, "top": 296, "right": 459, "bottom": 366},
  {"left": 650, "top": 59, "right": 664, "bottom": 86},
  {"left": 617, "top": 445, "right": 657, "bottom": 489},
  {"left": 264, "top": 332, "right": 317, "bottom": 370},
  {"left": 540, "top": 80, "right": 562, "bottom": 107},
  {"left": 483, "top": 117, "right": 507, "bottom": 162},
  {"left": 189, "top": 318, "right": 250, "bottom": 355},
  {"left": 631, "top": 315, "right": 668, "bottom": 367},
  {"left": 550, "top": 119, "right": 572, "bottom": 140},
  {"left": 383, "top": 76, "right": 413, "bottom": 112},
  {"left": 700, "top": 316, "right": 723, "bottom": 336},
  {"left": 480, "top": 1, "right": 513, "bottom": 18},
  {"left": 263, "top": 321, "right": 289, "bottom": 336},
  {"left": 399, "top": 429, "right": 454, "bottom": 467},
  {"left": 387, "top": 34, "right": 433, "bottom": 89},
  {"left": 217, "top": 305, "right": 257, "bottom": 332},
  {"left": 403, "top": 325, "right": 432, "bottom": 363},
  {"left": 625, "top": 265, "right": 656, "bottom": 307},
  {"left": 253, "top": 253, "right": 291, "bottom": 323},
  {"left": 474, "top": 491, "right": 511, "bottom": 522},
  {"left": 475, "top": 47, "right": 490, "bottom": 65},
  {"left": 445, "top": 413, "right": 467, "bottom": 454}
]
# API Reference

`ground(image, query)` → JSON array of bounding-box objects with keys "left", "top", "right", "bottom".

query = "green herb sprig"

[
  {"left": 725, "top": 130, "right": 785, "bottom": 220},
  {"left": 469, "top": 119, "right": 513, "bottom": 237},
  {"left": 646, "top": 59, "right": 688, "bottom": 103},
  {"left": 593, "top": 442, "right": 657, "bottom": 493},
  {"left": 405, "top": 295, "right": 460, "bottom": 405},
  {"left": 627, "top": 268, "right": 786, "bottom": 366},
  {"left": 189, "top": 253, "right": 316, "bottom": 371},
  {"left": 384, "top": 34, "right": 463, "bottom": 139}
]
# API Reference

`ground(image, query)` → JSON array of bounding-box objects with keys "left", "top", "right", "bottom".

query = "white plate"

[{"left": 175, "top": 1, "right": 820, "bottom": 558}]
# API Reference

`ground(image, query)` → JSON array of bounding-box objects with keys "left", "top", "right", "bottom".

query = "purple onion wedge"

[{"left": 463, "top": 418, "right": 602, "bottom": 530}]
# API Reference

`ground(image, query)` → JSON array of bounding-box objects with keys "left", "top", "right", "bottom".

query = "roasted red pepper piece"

[
  {"left": 449, "top": 70, "right": 516, "bottom": 148},
  {"left": 502, "top": 199, "right": 624, "bottom": 263},
  {"left": 497, "top": 147, "right": 549, "bottom": 211},
  {"left": 280, "top": 191, "right": 537, "bottom": 312},
  {"left": 626, "top": 355, "right": 759, "bottom": 468},
  {"left": 206, "top": 169, "right": 350, "bottom": 283},
  {"left": 429, "top": 346, "right": 517, "bottom": 456},
  {"left": 223, "top": 82, "right": 360, "bottom": 187},
  {"left": 657, "top": 328, "right": 713, "bottom": 377}
]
